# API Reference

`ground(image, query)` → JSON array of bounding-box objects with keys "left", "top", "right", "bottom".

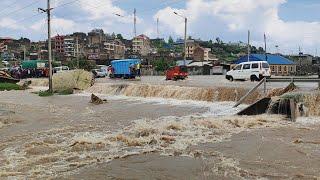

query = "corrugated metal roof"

[
  {"left": 187, "top": 61, "right": 211, "bottom": 67},
  {"left": 233, "top": 54, "right": 294, "bottom": 65},
  {"left": 176, "top": 60, "right": 193, "bottom": 66}
]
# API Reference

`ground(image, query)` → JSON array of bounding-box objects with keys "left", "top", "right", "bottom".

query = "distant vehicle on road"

[
  {"left": 111, "top": 59, "right": 141, "bottom": 79},
  {"left": 1, "top": 61, "right": 9, "bottom": 66},
  {"left": 166, "top": 66, "right": 188, "bottom": 81},
  {"left": 226, "top": 61, "right": 271, "bottom": 81},
  {"left": 54, "top": 66, "right": 69, "bottom": 73},
  {"left": 92, "top": 69, "right": 106, "bottom": 78}
]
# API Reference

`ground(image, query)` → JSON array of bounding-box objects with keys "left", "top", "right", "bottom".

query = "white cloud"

[
  {"left": 31, "top": 17, "right": 76, "bottom": 34},
  {"left": 78, "top": 0, "right": 126, "bottom": 20},
  {"left": 0, "top": 18, "right": 21, "bottom": 30},
  {"left": 154, "top": 0, "right": 320, "bottom": 54}
]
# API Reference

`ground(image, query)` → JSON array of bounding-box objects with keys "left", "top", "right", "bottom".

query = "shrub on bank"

[{"left": 0, "top": 83, "right": 22, "bottom": 91}]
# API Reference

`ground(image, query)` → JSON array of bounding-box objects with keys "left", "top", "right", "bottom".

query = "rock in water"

[{"left": 90, "top": 94, "right": 106, "bottom": 105}]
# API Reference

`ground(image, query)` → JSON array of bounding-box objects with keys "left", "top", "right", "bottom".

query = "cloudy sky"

[{"left": 0, "top": 0, "right": 319, "bottom": 55}]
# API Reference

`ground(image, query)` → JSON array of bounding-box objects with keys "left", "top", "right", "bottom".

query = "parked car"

[
  {"left": 1, "top": 61, "right": 9, "bottom": 66},
  {"left": 226, "top": 61, "right": 271, "bottom": 81},
  {"left": 92, "top": 69, "right": 106, "bottom": 78},
  {"left": 54, "top": 66, "right": 69, "bottom": 73}
]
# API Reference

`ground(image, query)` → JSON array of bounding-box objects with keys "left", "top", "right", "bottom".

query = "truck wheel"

[
  {"left": 250, "top": 75, "right": 258, "bottom": 81},
  {"left": 173, "top": 77, "right": 177, "bottom": 81}
]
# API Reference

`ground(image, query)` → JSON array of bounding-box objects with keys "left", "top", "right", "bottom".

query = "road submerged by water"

[{"left": 0, "top": 76, "right": 320, "bottom": 179}]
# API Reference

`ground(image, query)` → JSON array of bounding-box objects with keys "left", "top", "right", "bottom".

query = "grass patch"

[
  {"left": 57, "top": 89, "right": 73, "bottom": 95},
  {"left": 33, "top": 90, "right": 53, "bottom": 97},
  {"left": 281, "top": 93, "right": 304, "bottom": 103},
  {"left": 33, "top": 89, "right": 73, "bottom": 97},
  {"left": 0, "top": 83, "right": 22, "bottom": 91}
]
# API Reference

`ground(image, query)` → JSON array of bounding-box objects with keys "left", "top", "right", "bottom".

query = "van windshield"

[{"left": 262, "top": 63, "right": 269, "bottom": 69}]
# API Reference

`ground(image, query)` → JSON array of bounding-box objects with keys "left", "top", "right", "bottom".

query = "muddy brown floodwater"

[{"left": 1, "top": 78, "right": 320, "bottom": 179}]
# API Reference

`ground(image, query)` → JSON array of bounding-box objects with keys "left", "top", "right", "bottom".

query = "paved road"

[{"left": 96, "top": 75, "right": 320, "bottom": 91}]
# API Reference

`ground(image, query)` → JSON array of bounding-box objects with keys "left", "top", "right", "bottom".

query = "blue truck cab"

[{"left": 111, "top": 59, "right": 141, "bottom": 78}]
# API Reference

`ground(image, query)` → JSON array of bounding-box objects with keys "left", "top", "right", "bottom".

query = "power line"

[
  {"left": 53, "top": 0, "right": 80, "bottom": 9},
  {"left": 0, "top": 12, "right": 45, "bottom": 32},
  {"left": 0, "top": 0, "right": 19, "bottom": 14},
  {"left": 1, "top": 0, "right": 40, "bottom": 18},
  {"left": 0, "top": 0, "right": 81, "bottom": 33}
]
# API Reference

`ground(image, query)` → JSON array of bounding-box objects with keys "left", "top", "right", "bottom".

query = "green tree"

[
  {"left": 168, "top": 36, "right": 174, "bottom": 45},
  {"left": 67, "top": 57, "right": 96, "bottom": 71},
  {"left": 111, "top": 32, "right": 116, "bottom": 39},
  {"left": 216, "top": 37, "right": 221, "bottom": 44},
  {"left": 154, "top": 57, "right": 172, "bottom": 72},
  {"left": 258, "top": 47, "right": 265, "bottom": 53},
  {"left": 116, "top": 34, "right": 123, "bottom": 40},
  {"left": 188, "top": 36, "right": 192, "bottom": 40}
]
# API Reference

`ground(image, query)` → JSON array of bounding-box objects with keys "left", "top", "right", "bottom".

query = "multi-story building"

[
  {"left": 104, "top": 39, "right": 125, "bottom": 59},
  {"left": 53, "top": 35, "right": 65, "bottom": 53},
  {"left": 287, "top": 53, "right": 313, "bottom": 65},
  {"left": 87, "top": 44, "right": 108, "bottom": 61},
  {"left": 88, "top": 29, "right": 106, "bottom": 45},
  {"left": 132, "top": 34, "right": 150, "bottom": 56},
  {"left": 0, "top": 43, "right": 8, "bottom": 53},
  {"left": 186, "top": 40, "right": 199, "bottom": 59},
  {"left": 64, "top": 35, "right": 75, "bottom": 57},
  {"left": 193, "top": 47, "right": 209, "bottom": 61},
  {"left": 0, "top": 37, "right": 15, "bottom": 44}
]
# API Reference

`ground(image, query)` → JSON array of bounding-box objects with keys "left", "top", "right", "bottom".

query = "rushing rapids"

[{"left": 86, "top": 83, "right": 267, "bottom": 104}]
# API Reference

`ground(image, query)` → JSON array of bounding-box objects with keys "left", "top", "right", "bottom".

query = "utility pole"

[
  {"left": 157, "top": 18, "right": 159, "bottom": 39},
  {"left": 48, "top": 0, "right": 53, "bottom": 93},
  {"left": 184, "top": 17, "right": 187, "bottom": 64},
  {"left": 247, "top": 30, "right": 250, "bottom": 62},
  {"left": 23, "top": 45, "right": 26, "bottom": 60},
  {"left": 264, "top": 33, "right": 267, "bottom": 61},
  {"left": 173, "top": 12, "right": 187, "bottom": 66},
  {"left": 134, "top": 8, "right": 137, "bottom": 37},
  {"left": 76, "top": 37, "right": 79, "bottom": 69},
  {"left": 38, "top": 0, "right": 53, "bottom": 93}
]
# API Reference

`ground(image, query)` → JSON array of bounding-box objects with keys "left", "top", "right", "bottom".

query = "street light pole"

[
  {"left": 39, "top": 1, "right": 53, "bottom": 93},
  {"left": 174, "top": 12, "right": 187, "bottom": 66}
]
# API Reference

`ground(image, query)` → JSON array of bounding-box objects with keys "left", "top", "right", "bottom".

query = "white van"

[
  {"left": 54, "top": 66, "right": 69, "bottom": 73},
  {"left": 226, "top": 61, "right": 271, "bottom": 81}
]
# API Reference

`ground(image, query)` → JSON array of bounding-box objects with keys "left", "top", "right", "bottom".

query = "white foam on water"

[
  {"left": 296, "top": 116, "right": 320, "bottom": 125},
  {"left": 74, "top": 91, "right": 246, "bottom": 117}
]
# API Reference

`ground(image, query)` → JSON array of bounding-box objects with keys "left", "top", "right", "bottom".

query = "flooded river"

[{"left": 1, "top": 78, "right": 320, "bottom": 179}]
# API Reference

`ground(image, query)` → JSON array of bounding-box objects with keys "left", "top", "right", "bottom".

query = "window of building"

[
  {"left": 279, "top": 66, "right": 282, "bottom": 72},
  {"left": 284, "top": 66, "right": 287, "bottom": 72},
  {"left": 290, "top": 66, "right": 293, "bottom": 72},
  {"left": 271, "top": 66, "right": 275, "bottom": 72}
]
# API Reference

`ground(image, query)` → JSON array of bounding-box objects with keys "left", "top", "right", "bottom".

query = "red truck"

[{"left": 165, "top": 66, "right": 188, "bottom": 81}]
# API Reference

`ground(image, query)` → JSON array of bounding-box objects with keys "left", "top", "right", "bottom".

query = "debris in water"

[{"left": 90, "top": 94, "right": 107, "bottom": 105}]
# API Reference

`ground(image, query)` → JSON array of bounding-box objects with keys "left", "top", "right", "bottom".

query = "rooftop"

[{"left": 234, "top": 54, "right": 295, "bottom": 65}]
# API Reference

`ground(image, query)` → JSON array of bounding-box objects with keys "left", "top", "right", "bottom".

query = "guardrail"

[
  {"left": 266, "top": 77, "right": 320, "bottom": 83},
  {"left": 234, "top": 77, "right": 320, "bottom": 107}
]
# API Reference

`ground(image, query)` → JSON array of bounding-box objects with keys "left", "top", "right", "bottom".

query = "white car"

[
  {"left": 54, "top": 66, "right": 69, "bottom": 73},
  {"left": 226, "top": 61, "right": 271, "bottom": 81},
  {"left": 1, "top": 61, "right": 9, "bottom": 66},
  {"left": 92, "top": 69, "right": 106, "bottom": 78}
]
